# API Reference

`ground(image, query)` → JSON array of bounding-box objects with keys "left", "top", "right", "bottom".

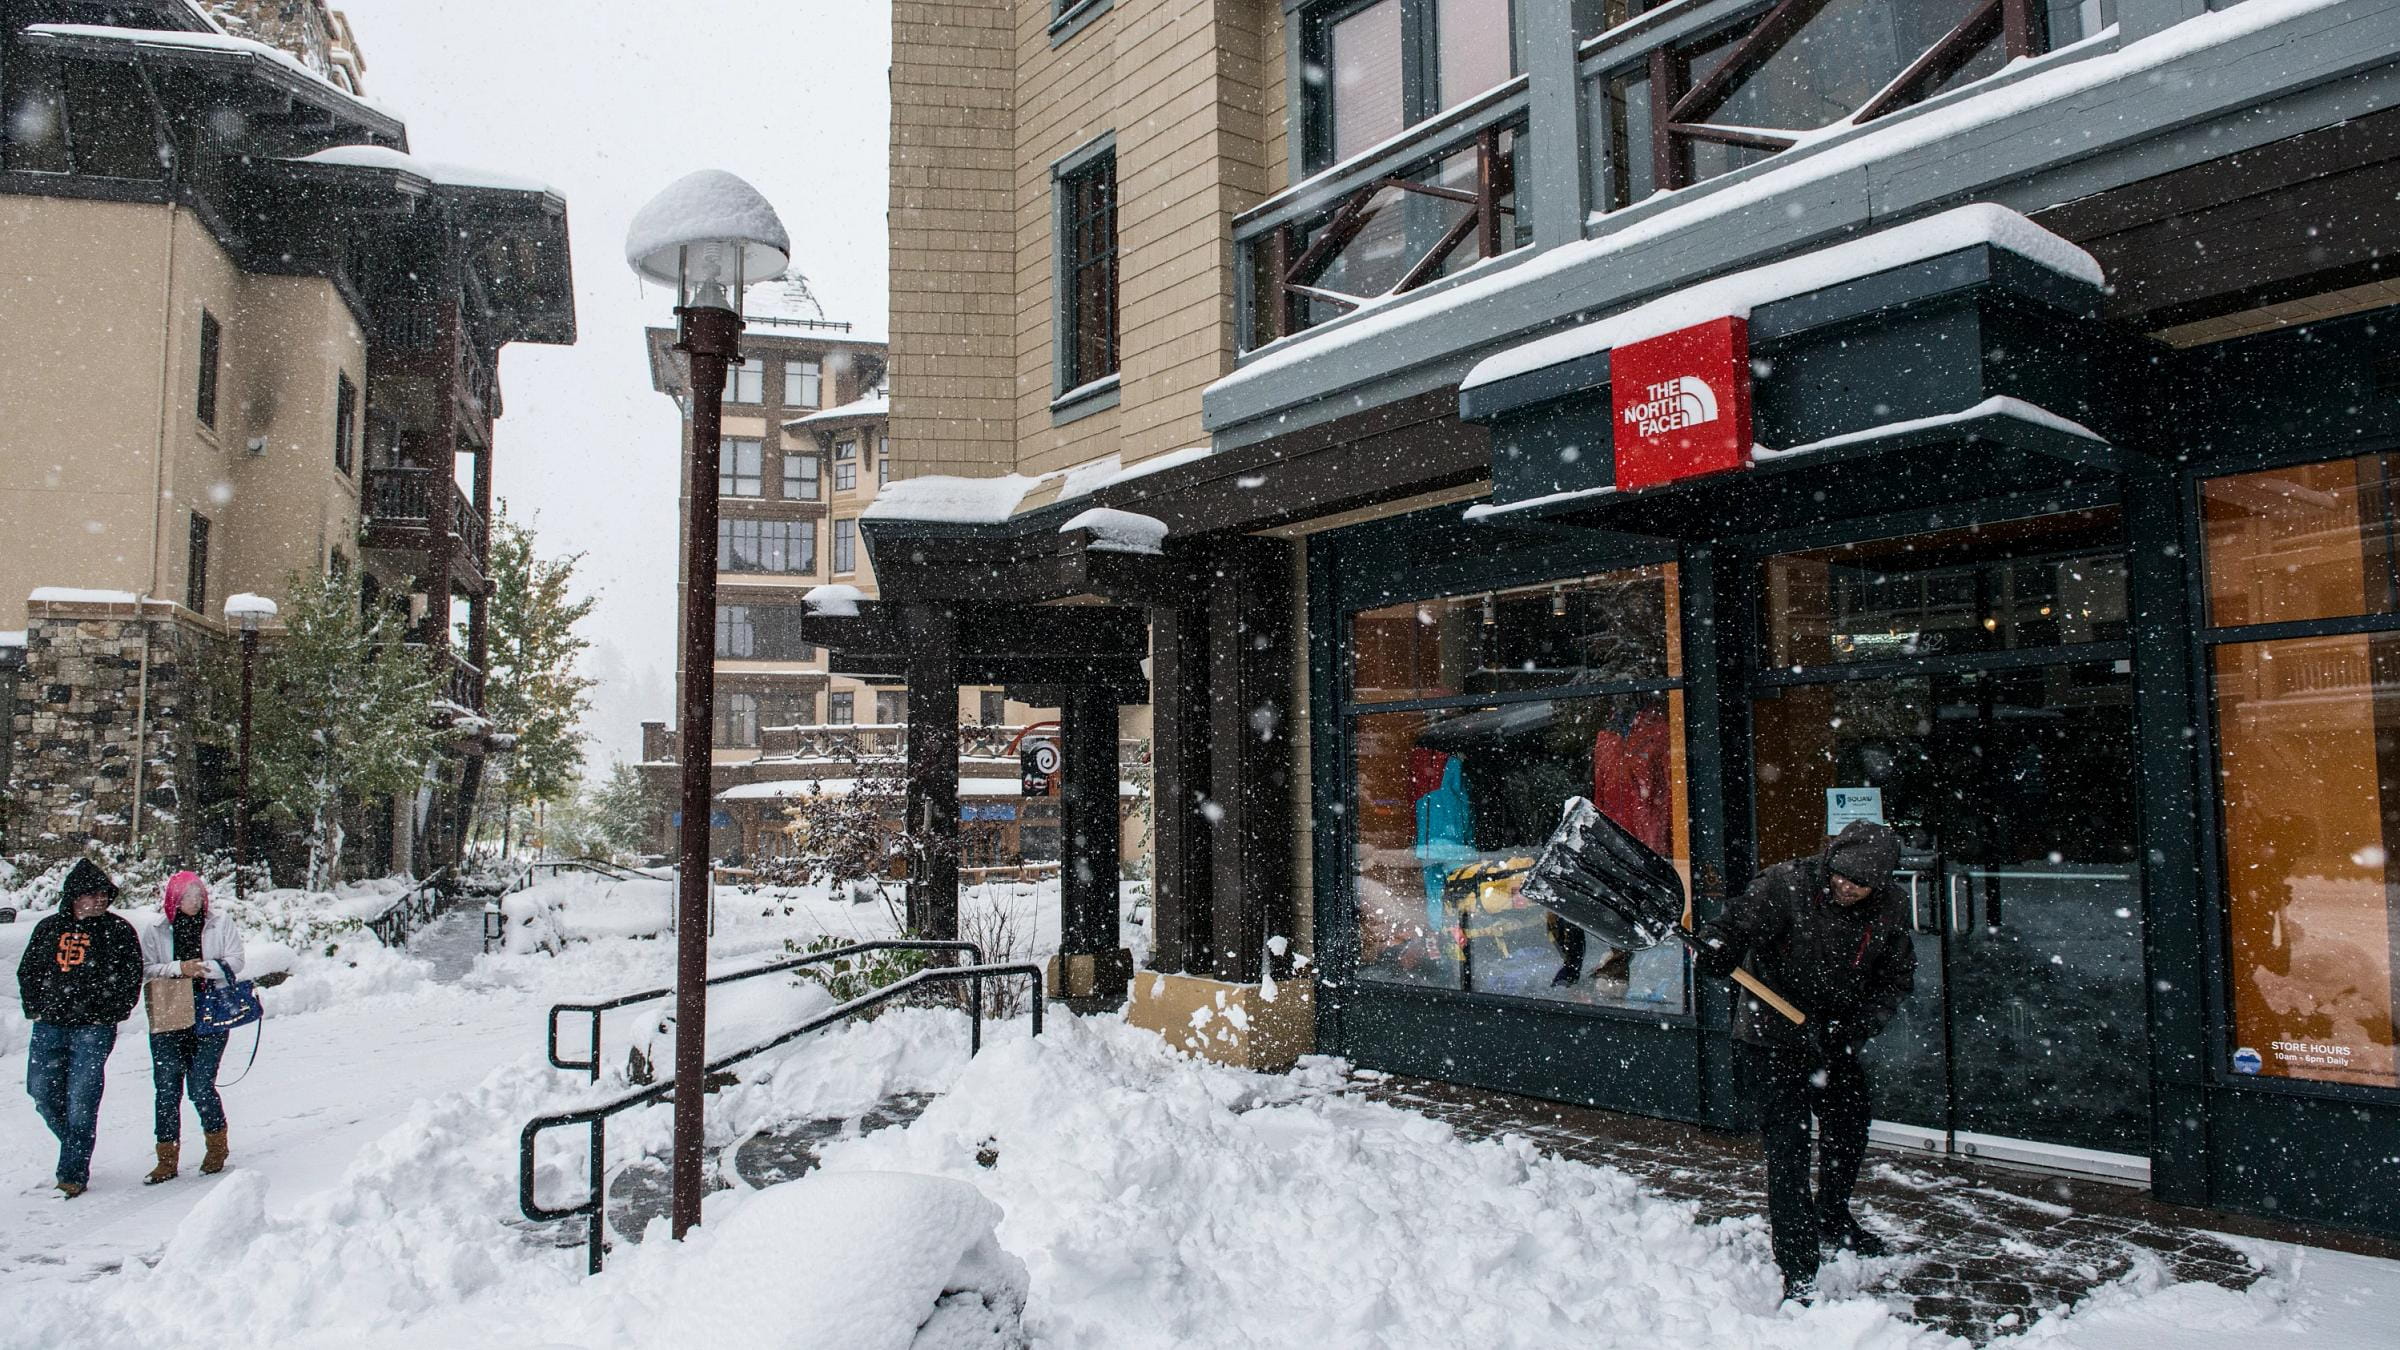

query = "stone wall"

[{"left": 6, "top": 599, "right": 226, "bottom": 862}]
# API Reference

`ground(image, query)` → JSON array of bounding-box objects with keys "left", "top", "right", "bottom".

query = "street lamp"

[
  {"left": 624, "top": 170, "right": 789, "bottom": 1244},
  {"left": 222, "top": 593, "right": 277, "bottom": 900}
]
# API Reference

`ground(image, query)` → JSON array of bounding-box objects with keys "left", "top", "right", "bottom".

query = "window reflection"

[
  {"left": 1353, "top": 693, "right": 1690, "bottom": 1009},
  {"left": 2202, "top": 453, "right": 2400, "bottom": 628},
  {"left": 1352, "top": 563, "right": 1679, "bottom": 702}
]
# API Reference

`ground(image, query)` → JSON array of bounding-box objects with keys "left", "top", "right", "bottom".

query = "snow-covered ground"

[{"left": 2, "top": 869, "right": 2395, "bottom": 1348}]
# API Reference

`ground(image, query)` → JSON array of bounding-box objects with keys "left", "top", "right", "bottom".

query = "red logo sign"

[{"left": 1610, "top": 317, "right": 1753, "bottom": 492}]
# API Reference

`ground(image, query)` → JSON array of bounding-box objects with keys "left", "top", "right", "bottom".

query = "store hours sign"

[{"left": 1611, "top": 317, "right": 1754, "bottom": 492}]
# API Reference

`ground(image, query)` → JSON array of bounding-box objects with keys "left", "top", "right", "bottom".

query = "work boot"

[
  {"left": 1818, "top": 1206, "right": 1887, "bottom": 1257},
  {"left": 55, "top": 1179, "right": 85, "bottom": 1199},
  {"left": 200, "top": 1130, "right": 229, "bottom": 1175},
  {"left": 1780, "top": 1272, "right": 1817, "bottom": 1306},
  {"left": 144, "top": 1141, "right": 180, "bottom": 1185}
]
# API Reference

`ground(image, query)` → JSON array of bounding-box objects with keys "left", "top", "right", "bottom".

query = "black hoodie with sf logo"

[{"left": 14, "top": 861, "right": 143, "bottom": 1027}]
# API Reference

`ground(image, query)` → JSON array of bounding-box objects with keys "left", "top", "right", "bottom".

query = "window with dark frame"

[
  {"left": 783, "top": 452, "right": 821, "bottom": 500},
  {"left": 716, "top": 692, "right": 760, "bottom": 748},
  {"left": 717, "top": 603, "right": 816, "bottom": 660},
  {"left": 721, "top": 357, "right": 764, "bottom": 403},
  {"left": 878, "top": 435, "right": 892, "bottom": 487},
  {"left": 834, "top": 518, "right": 857, "bottom": 573},
  {"left": 185, "top": 513, "right": 210, "bottom": 615},
  {"left": 717, "top": 518, "right": 817, "bottom": 574},
  {"left": 828, "top": 691, "right": 855, "bottom": 725},
  {"left": 1302, "top": 0, "right": 1516, "bottom": 172},
  {"left": 719, "top": 438, "right": 764, "bottom": 497},
  {"left": 784, "top": 358, "right": 822, "bottom": 407},
  {"left": 835, "top": 437, "right": 859, "bottom": 492},
  {"left": 334, "top": 372, "right": 357, "bottom": 476},
  {"left": 980, "top": 690, "right": 1006, "bottom": 725},
  {"left": 197, "top": 310, "right": 222, "bottom": 429},
  {"left": 1056, "top": 146, "right": 1119, "bottom": 393}
]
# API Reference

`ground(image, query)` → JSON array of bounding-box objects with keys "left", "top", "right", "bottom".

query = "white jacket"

[{"left": 138, "top": 908, "right": 247, "bottom": 984}]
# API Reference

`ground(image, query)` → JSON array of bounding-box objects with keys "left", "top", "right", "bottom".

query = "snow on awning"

[
  {"left": 22, "top": 24, "right": 398, "bottom": 133},
  {"left": 863, "top": 475, "right": 1043, "bottom": 525},
  {"left": 802, "top": 584, "right": 865, "bottom": 616},
  {"left": 1460, "top": 205, "right": 2102, "bottom": 395},
  {"left": 784, "top": 393, "right": 890, "bottom": 428},
  {"left": 1059, "top": 508, "right": 1169, "bottom": 556}
]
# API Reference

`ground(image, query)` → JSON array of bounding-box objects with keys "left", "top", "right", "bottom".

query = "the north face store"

[{"left": 1303, "top": 210, "right": 2400, "bottom": 1233}]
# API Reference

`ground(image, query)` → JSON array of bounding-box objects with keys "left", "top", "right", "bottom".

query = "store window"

[
  {"left": 720, "top": 439, "right": 763, "bottom": 497},
  {"left": 1347, "top": 564, "right": 1690, "bottom": 1011},
  {"left": 2204, "top": 454, "right": 2400, "bottom": 1090},
  {"left": 1303, "top": 0, "right": 1516, "bottom": 170}
]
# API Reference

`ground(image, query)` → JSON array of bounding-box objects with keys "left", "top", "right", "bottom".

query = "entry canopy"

[{"left": 800, "top": 600, "right": 1150, "bottom": 702}]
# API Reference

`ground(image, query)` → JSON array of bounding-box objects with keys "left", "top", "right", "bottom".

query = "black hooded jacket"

[
  {"left": 17, "top": 908, "right": 144, "bottom": 1027},
  {"left": 1695, "top": 831, "right": 1915, "bottom": 1049}
]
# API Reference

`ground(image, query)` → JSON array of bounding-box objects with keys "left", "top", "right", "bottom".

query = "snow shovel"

[{"left": 1521, "top": 797, "right": 1807, "bottom": 1026}]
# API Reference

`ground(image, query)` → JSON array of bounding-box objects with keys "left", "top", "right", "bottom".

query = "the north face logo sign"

[
  {"left": 1622, "top": 375, "right": 1720, "bottom": 437},
  {"left": 1610, "top": 317, "right": 1754, "bottom": 492}
]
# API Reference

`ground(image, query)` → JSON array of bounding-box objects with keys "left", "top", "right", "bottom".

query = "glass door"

[{"left": 1748, "top": 508, "right": 2151, "bottom": 1176}]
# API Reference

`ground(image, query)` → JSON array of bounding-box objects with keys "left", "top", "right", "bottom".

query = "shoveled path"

[{"left": 1353, "top": 1073, "right": 2400, "bottom": 1344}]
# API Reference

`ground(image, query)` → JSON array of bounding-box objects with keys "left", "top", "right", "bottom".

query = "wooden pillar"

[
  {"left": 901, "top": 604, "right": 960, "bottom": 939},
  {"left": 1206, "top": 538, "right": 1297, "bottom": 983},
  {"left": 1059, "top": 682, "right": 1119, "bottom": 957},
  {"left": 1149, "top": 605, "right": 1215, "bottom": 974}
]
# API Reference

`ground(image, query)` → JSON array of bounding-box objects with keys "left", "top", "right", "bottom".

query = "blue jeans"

[
  {"left": 26, "top": 1022, "right": 117, "bottom": 1187},
  {"left": 149, "top": 1028, "right": 229, "bottom": 1142}
]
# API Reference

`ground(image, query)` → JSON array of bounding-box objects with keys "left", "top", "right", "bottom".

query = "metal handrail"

[
  {"left": 518, "top": 960, "right": 1043, "bottom": 1273},
  {"left": 530, "top": 856, "right": 651, "bottom": 883},
  {"left": 545, "top": 939, "right": 984, "bottom": 1081},
  {"left": 364, "top": 865, "right": 457, "bottom": 947}
]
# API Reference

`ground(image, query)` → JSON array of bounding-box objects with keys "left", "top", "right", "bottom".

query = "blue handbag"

[{"left": 194, "top": 961, "right": 263, "bottom": 1033}]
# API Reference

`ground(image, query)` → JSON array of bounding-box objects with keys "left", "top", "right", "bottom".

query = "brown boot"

[
  {"left": 200, "top": 1130, "right": 228, "bottom": 1174},
  {"left": 55, "top": 1179, "right": 85, "bottom": 1199},
  {"left": 144, "top": 1141, "right": 180, "bottom": 1185}
]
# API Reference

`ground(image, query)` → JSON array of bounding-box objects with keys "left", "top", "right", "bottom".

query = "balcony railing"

[
  {"left": 363, "top": 466, "right": 490, "bottom": 577},
  {"left": 404, "top": 643, "right": 486, "bottom": 715},
  {"left": 1234, "top": 77, "right": 1531, "bottom": 353}
]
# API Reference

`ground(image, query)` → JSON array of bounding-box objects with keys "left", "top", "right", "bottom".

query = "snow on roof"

[
  {"left": 1459, "top": 395, "right": 2102, "bottom": 520},
  {"left": 0, "top": 631, "right": 25, "bottom": 650},
  {"left": 863, "top": 474, "right": 1044, "bottom": 525},
  {"left": 785, "top": 393, "right": 890, "bottom": 428},
  {"left": 1460, "top": 205, "right": 2101, "bottom": 393},
  {"left": 24, "top": 24, "right": 390, "bottom": 125},
  {"left": 1060, "top": 508, "right": 1169, "bottom": 556},
  {"left": 293, "top": 145, "right": 554, "bottom": 195},
  {"left": 803, "top": 584, "right": 865, "bottom": 617},
  {"left": 27, "top": 587, "right": 141, "bottom": 606},
  {"left": 1210, "top": 0, "right": 2333, "bottom": 408}
]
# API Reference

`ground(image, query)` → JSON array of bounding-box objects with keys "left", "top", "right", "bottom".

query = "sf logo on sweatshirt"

[{"left": 54, "top": 931, "right": 90, "bottom": 972}]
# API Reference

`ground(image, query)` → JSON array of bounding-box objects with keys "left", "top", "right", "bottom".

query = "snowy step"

[{"left": 600, "top": 1092, "right": 936, "bottom": 1244}]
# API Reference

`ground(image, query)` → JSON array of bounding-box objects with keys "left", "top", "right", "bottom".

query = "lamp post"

[
  {"left": 222, "top": 593, "right": 277, "bottom": 899},
  {"left": 625, "top": 171, "right": 789, "bottom": 1243}
]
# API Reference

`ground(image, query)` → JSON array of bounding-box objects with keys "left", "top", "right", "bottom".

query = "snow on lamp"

[{"left": 624, "top": 169, "right": 791, "bottom": 315}]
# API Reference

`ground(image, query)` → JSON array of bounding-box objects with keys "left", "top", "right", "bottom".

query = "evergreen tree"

[
  {"left": 482, "top": 506, "right": 598, "bottom": 853},
  {"left": 588, "top": 761, "right": 664, "bottom": 858},
  {"left": 250, "top": 567, "right": 444, "bottom": 889}
]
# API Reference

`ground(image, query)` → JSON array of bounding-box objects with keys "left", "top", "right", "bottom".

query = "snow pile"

[
  {"left": 1459, "top": 204, "right": 2102, "bottom": 392},
  {"left": 499, "top": 887, "right": 568, "bottom": 955},
  {"left": 658, "top": 1172, "right": 1026, "bottom": 1349},
  {"left": 1059, "top": 508, "right": 1169, "bottom": 556}
]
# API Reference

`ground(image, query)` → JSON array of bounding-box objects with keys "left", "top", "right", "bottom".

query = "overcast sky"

[{"left": 334, "top": 0, "right": 894, "bottom": 773}]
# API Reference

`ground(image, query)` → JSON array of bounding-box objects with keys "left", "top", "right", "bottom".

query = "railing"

[
  {"left": 362, "top": 466, "right": 488, "bottom": 576},
  {"left": 445, "top": 653, "right": 484, "bottom": 712},
  {"left": 1234, "top": 77, "right": 1530, "bottom": 352},
  {"left": 545, "top": 939, "right": 983, "bottom": 1081},
  {"left": 520, "top": 957, "right": 1044, "bottom": 1273},
  {"left": 364, "top": 866, "right": 458, "bottom": 947},
  {"left": 530, "top": 856, "right": 654, "bottom": 884}
]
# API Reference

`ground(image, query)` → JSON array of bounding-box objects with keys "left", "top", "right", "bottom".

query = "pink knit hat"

[{"left": 162, "top": 870, "right": 209, "bottom": 921}]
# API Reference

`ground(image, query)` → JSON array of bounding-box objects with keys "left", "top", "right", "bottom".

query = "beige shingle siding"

[{"left": 891, "top": 0, "right": 1288, "bottom": 484}]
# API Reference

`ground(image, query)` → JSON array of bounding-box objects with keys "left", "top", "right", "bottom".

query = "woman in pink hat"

[{"left": 136, "top": 871, "right": 247, "bottom": 1183}]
